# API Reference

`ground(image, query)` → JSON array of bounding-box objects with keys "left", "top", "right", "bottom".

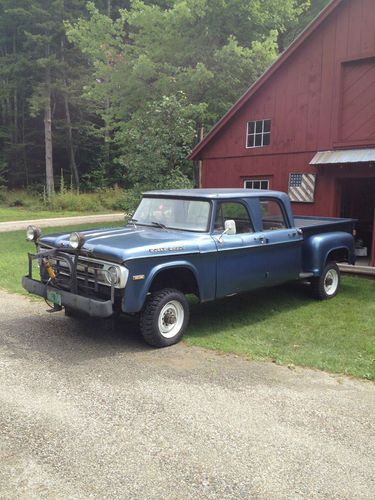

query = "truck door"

[
  {"left": 213, "top": 200, "right": 266, "bottom": 297},
  {"left": 255, "top": 197, "right": 303, "bottom": 284}
]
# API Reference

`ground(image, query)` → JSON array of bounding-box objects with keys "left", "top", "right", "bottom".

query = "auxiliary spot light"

[
  {"left": 26, "top": 225, "right": 41, "bottom": 242},
  {"left": 69, "top": 232, "right": 85, "bottom": 250}
]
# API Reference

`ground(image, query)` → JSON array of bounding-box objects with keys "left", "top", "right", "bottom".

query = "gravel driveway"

[{"left": 0, "top": 290, "right": 374, "bottom": 499}]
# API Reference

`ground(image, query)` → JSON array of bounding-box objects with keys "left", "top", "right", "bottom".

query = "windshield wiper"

[
  {"left": 128, "top": 218, "right": 138, "bottom": 228},
  {"left": 151, "top": 221, "right": 169, "bottom": 231}
]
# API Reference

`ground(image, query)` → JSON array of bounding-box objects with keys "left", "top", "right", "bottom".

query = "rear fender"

[{"left": 302, "top": 231, "right": 355, "bottom": 276}]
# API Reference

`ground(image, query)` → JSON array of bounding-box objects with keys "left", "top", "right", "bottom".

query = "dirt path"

[
  {"left": 0, "top": 213, "right": 124, "bottom": 232},
  {"left": 0, "top": 290, "right": 374, "bottom": 499}
]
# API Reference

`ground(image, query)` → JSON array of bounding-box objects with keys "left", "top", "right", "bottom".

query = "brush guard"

[{"left": 22, "top": 248, "right": 114, "bottom": 318}]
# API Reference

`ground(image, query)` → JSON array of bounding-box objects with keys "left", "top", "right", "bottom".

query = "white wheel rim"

[
  {"left": 158, "top": 300, "right": 184, "bottom": 339},
  {"left": 324, "top": 269, "right": 339, "bottom": 296}
]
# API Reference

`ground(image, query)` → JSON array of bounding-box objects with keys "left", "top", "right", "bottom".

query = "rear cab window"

[{"left": 260, "top": 198, "right": 288, "bottom": 231}]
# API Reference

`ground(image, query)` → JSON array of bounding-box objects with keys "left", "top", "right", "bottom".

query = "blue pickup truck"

[{"left": 23, "top": 189, "right": 355, "bottom": 347}]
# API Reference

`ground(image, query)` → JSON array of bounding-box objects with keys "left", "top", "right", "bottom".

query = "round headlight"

[
  {"left": 26, "top": 225, "right": 41, "bottom": 242},
  {"left": 106, "top": 266, "right": 120, "bottom": 286},
  {"left": 69, "top": 232, "right": 85, "bottom": 250}
]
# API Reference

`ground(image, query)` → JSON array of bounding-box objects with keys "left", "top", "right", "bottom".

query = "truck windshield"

[{"left": 132, "top": 197, "right": 210, "bottom": 232}]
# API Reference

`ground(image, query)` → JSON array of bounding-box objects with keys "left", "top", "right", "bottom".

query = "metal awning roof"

[{"left": 310, "top": 149, "right": 375, "bottom": 165}]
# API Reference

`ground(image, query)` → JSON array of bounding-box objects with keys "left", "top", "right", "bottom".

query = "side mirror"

[
  {"left": 218, "top": 219, "right": 236, "bottom": 243},
  {"left": 224, "top": 219, "right": 236, "bottom": 235}
]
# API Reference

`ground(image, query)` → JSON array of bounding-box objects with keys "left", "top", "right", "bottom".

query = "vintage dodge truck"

[{"left": 23, "top": 189, "right": 355, "bottom": 347}]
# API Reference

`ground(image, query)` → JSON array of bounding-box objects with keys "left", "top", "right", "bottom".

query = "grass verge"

[{"left": 0, "top": 225, "right": 374, "bottom": 380}]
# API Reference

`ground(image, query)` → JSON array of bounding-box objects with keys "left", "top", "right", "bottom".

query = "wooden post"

[
  {"left": 198, "top": 127, "right": 203, "bottom": 188},
  {"left": 371, "top": 208, "right": 375, "bottom": 267}
]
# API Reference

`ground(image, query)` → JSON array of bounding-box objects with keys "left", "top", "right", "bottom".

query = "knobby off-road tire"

[
  {"left": 140, "top": 288, "right": 190, "bottom": 347},
  {"left": 311, "top": 262, "right": 341, "bottom": 300}
]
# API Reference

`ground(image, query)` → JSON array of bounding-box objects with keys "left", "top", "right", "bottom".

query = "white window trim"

[
  {"left": 246, "top": 119, "right": 271, "bottom": 148},
  {"left": 243, "top": 179, "right": 270, "bottom": 190}
]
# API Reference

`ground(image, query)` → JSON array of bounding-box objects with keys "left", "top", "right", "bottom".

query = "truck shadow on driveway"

[{"left": 2, "top": 281, "right": 320, "bottom": 364}]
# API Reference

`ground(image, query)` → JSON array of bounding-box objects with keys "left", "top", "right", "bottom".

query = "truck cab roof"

[{"left": 143, "top": 188, "right": 286, "bottom": 200}]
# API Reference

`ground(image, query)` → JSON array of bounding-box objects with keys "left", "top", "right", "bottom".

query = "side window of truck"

[
  {"left": 260, "top": 199, "right": 287, "bottom": 230},
  {"left": 214, "top": 202, "right": 254, "bottom": 234}
]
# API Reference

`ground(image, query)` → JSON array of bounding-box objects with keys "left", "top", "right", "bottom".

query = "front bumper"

[{"left": 22, "top": 277, "right": 114, "bottom": 318}]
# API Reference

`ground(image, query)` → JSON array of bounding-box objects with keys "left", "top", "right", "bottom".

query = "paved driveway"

[{"left": 0, "top": 291, "right": 374, "bottom": 499}]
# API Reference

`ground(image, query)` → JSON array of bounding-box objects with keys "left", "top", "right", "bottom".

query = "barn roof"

[{"left": 188, "top": 0, "right": 345, "bottom": 161}]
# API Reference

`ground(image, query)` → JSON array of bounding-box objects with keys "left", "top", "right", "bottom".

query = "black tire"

[
  {"left": 140, "top": 288, "right": 189, "bottom": 347},
  {"left": 311, "top": 262, "right": 340, "bottom": 300}
]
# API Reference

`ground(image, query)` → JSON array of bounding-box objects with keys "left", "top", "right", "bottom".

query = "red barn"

[{"left": 189, "top": 0, "right": 375, "bottom": 266}]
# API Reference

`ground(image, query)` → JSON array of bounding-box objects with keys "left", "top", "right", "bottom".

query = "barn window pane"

[
  {"left": 248, "top": 121, "right": 256, "bottom": 134},
  {"left": 246, "top": 119, "right": 271, "bottom": 148},
  {"left": 244, "top": 179, "right": 269, "bottom": 190}
]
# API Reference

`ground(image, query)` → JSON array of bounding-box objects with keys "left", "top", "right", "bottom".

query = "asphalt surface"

[
  {"left": 0, "top": 291, "right": 374, "bottom": 499},
  {"left": 0, "top": 213, "right": 124, "bottom": 232}
]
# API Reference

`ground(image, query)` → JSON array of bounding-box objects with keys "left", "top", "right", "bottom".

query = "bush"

[
  {"left": 0, "top": 186, "right": 174, "bottom": 215},
  {"left": 4, "top": 190, "right": 44, "bottom": 209}
]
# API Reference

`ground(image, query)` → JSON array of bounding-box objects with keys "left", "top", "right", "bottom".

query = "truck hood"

[{"left": 39, "top": 225, "right": 210, "bottom": 264}]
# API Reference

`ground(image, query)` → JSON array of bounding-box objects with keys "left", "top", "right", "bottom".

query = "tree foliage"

[{"left": 0, "top": 0, "right": 325, "bottom": 192}]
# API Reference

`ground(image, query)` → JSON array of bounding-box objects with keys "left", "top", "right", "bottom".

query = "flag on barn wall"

[{"left": 288, "top": 173, "right": 316, "bottom": 202}]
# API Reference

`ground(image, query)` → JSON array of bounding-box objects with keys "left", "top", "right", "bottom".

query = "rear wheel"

[
  {"left": 140, "top": 288, "right": 189, "bottom": 347},
  {"left": 311, "top": 262, "right": 340, "bottom": 300}
]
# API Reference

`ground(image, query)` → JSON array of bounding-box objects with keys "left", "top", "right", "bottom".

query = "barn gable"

[{"left": 189, "top": 0, "right": 375, "bottom": 161}]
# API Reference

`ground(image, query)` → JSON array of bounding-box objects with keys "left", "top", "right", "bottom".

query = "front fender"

[
  {"left": 302, "top": 231, "right": 355, "bottom": 276},
  {"left": 122, "top": 260, "right": 201, "bottom": 313}
]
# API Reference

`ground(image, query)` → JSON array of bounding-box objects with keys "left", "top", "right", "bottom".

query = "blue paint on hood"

[{"left": 39, "top": 225, "right": 208, "bottom": 264}]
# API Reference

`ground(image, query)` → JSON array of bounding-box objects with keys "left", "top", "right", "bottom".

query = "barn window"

[
  {"left": 244, "top": 179, "right": 269, "bottom": 190},
  {"left": 246, "top": 119, "right": 271, "bottom": 148}
]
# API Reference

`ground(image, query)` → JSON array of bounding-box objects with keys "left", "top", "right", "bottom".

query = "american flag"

[{"left": 288, "top": 173, "right": 316, "bottom": 203}]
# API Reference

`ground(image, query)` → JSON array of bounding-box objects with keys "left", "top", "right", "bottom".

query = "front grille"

[
  {"left": 48, "top": 255, "right": 108, "bottom": 291},
  {"left": 34, "top": 247, "right": 117, "bottom": 301}
]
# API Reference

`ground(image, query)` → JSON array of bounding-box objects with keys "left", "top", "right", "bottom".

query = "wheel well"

[
  {"left": 326, "top": 247, "right": 349, "bottom": 264},
  {"left": 149, "top": 267, "right": 200, "bottom": 298}
]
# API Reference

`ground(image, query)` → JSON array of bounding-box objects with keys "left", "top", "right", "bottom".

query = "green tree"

[
  {"left": 67, "top": 0, "right": 308, "bottom": 188},
  {"left": 116, "top": 93, "right": 203, "bottom": 190}
]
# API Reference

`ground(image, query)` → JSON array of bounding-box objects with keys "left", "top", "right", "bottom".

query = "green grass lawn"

[
  {"left": 0, "top": 207, "right": 114, "bottom": 222},
  {"left": 186, "top": 278, "right": 375, "bottom": 380},
  {"left": 0, "top": 224, "right": 374, "bottom": 380}
]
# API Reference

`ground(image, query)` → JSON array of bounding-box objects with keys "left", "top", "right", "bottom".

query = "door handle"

[{"left": 254, "top": 235, "right": 269, "bottom": 244}]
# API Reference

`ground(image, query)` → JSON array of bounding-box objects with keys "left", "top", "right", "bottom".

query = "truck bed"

[{"left": 294, "top": 216, "right": 355, "bottom": 236}]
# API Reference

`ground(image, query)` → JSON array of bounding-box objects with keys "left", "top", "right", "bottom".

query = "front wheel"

[
  {"left": 140, "top": 288, "right": 189, "bottom": 347},
  {"left": 311, "top": 262, "right": 340, "bottom": 300}
]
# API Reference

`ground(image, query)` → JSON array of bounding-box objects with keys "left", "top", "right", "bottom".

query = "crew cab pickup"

[{"left": 22, "top": 189, "right": 355, "bottom": 347}]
